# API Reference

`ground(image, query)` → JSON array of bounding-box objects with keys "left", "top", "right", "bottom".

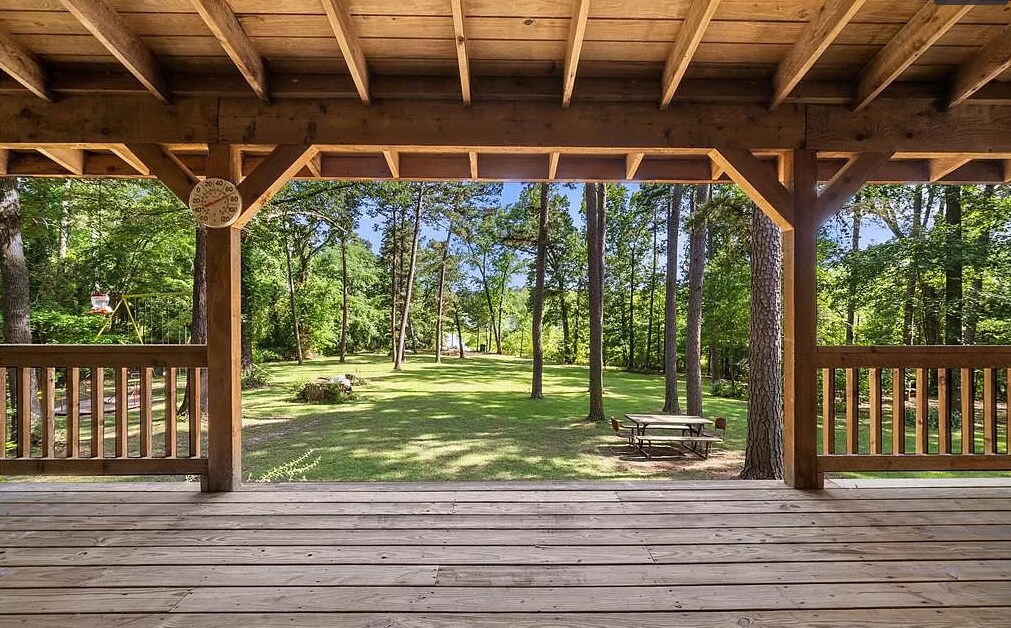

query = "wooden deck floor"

[{"left": 2, "top": 478, "right": 1011, "bottom": 627}]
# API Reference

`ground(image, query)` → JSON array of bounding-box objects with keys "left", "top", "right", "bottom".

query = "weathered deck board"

[{"left": 1, "top": 480, "right": 1009, "bottom": 626}]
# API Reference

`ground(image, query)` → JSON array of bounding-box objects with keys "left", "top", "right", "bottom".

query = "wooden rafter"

[
  {"left": 0, "top": 25, "right": 52, "bottom": 101},
  {"left": 815, "top": 152, "right": 893, "bottom": 224},
  {"left": 928, "top": 156, "right": 972, "bottom": 182},
  {"left": 854, "top": 3, "right": 972, "bottom": 112},
  {"left": 468, "top": 151, "right": 479, "bottom": 179},
  {"left": 124, "top": 144, "right": 197, "bottom": 204},
  {"left": 625, "top": 153, "right": 644, "bottom": 180},
  {"left": 383, "top": 150, "right": 400, "bottom": 178},
  {"left": 59, "top": 0, "right": 169, "bottom": 103},
  {"left": 561, "top": 0, "right": 591, "bottom": 109},
  {"left": 948, "top": 24, "right": 1011, "bottom": 109},
  {"left": 319, "top": 0, "right": 370, "bottom": 105},
  {"left": 235, "top": 145, "right": 317, "bottom": 226},
  {"left": 37, "top": 147, "right": 84, "bottom": 175},
  {"left": 109, "top": 144, "right": 149, "bottom": 175},
  {"left": 450, "top": 0, "right": 472, "bottom": 105},
  {"left": 711, "top": 148, "right": 793, "bottom": 229},
  {"left": 189, "top": 0, "right": 269, "bottom": 102},
  {"left": 660, "top": 0, "right": 722, "bottom": 109},
  {"left": 547, "top": 152, "right": 560, "bottom": 180},
  {"left": 771, "top": 0, "right": 869, "bottom": 109}
]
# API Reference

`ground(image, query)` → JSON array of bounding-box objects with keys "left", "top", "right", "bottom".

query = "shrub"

[
  {"left": 710, "top": 379, "right": 748, "bottom": 400},
  {"left": 241, "top": 365, "right": 271, "bottom": 390},
  {"left": 295, "top": 378, "right": 357, "bottom": 404}
]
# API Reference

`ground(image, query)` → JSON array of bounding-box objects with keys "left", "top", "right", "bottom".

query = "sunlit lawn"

[{"left": 241, "top": 353, "right": 748, "bottom": 482}]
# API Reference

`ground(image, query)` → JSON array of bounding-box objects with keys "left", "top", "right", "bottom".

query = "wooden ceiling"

[{"left": 1, "top": 0, "right": 1011, "bottom": 183}]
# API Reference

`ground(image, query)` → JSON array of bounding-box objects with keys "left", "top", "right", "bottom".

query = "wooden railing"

[
  {"left": 817, "top": 346, "right": 1011, "bottom": 473},
  {"left": 0, "top": 345, "right": 208, "bottom": 478}
]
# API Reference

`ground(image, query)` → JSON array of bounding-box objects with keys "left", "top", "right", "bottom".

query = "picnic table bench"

[{"left": 623, "top": 414, "right": 723, "bottom": 459}]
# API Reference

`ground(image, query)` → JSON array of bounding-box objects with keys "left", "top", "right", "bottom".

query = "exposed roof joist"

[
  {"left": 660, "top": 0, "right": 722, "bottom": 109},
  {"left": 771, "top": 0, "right": 869, "bottom": 110},
  {"left": 854, "top": 2, "right": 972, "bottom": 112},
  {"left": 319, "top": 0, "right": 370, "bottom": 105},
  {"left": 58, "top": 0, "right": 169, "bottom": 103},
  {"left": 189, "top": 0, "right": 269, "bottom": 102},
  {"left": 0, "top": 25, "right": 52, "bottom": 101},
  {"left": 450, "top": 0, "right": 472, "bottom": 105},
  {"left": 561, "top": 0, "right": 591, "bottom": 108},
  {"left": 948, "top": 24, "right": 1011, "bottom": 110}
]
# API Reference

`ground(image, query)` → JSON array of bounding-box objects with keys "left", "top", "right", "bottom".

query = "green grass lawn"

[{"left": 241, "top": 353, "right": 748, "bottom": 482}]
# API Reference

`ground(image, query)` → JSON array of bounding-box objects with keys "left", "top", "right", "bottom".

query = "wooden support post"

[
  {"left": 205, "top": 144, "right": 243, "bottom": 492},
  {"left": 781, "top": 149, "right": 821, "bottom": 489}
]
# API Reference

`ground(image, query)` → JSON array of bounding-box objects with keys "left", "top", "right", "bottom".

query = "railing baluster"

[
  {"left": 937, "top": 368, "right": 952, "bottom": 455},
  {"left": 140, "top": 367, "right": 153, "bottom": 458},
  {"left": 845, "top": 368, "right": 859, "bottom": 454},
  {"left": 0, "top": 367, "right": 7, "bottom": 459},
  {"left": 66, "top": 367, "right": 80, "bottom": 458},
  {"left": 41, "top": 367, "right": 55, "bottom": 458},
  {"left": 869, "top": 367, "right": 882, "bottom": 455},
  {"left": 188, "top": 367, "right": 202, "bottom": 458},
  {"left": 115, "top": 367, "right": 129, "bottom": 458},
  {"left": 961, "top": 368, "right": 975, "bottom": 455},
  {"left": 16, "top": 367, "right": 30, "bottom": 457},
  {"left": 1006, "top": 368, "right": 1011, "bottom": 455},
  {"left": 915, "top": 368, "right": 928, "bottom": 454},
  {"left": 91, "top": 367, "right": 105, "bottom": 458},
  {"left": 165, "top": 367, "right": 177, "bottom": 457},
  {"left": 892, "top": 368, "right": 905, "bottom": 455},
  {"left": 983, "top": 368, "right": 997, "bottom": 455},
  {"left": 822, "top": 368, "right": 836, "bottom": 454}
]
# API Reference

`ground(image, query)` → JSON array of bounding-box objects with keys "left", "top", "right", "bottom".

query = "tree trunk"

[
  {"left": 741, "top": 206, "right": 784, "bottom": 480},
  {"left": 964, "top": 186, "right": 992, "bottom": 345},
  {"left": 283, "top": 229, "right": 304, "bottom": 364},
  {"left": 944, "top": 186, "right": 963, "bottom": 345},
  {"left": 645, "top": 213, "right": 659, "bottom": 371},
  {"left": 845, "top": 205, "right": 861, "bottom": 345},
  {"left": 663, "top": 185, "right": 684, "bottom": 414},
  {"left": 394, "top": 187, "right": 424, "bottom": 370},
  {"left": 586, "top": 183, "right": 606, "bottom": 421},
  {"left": 1, "top": 177, "right": 36, "bottom": 444},
  {"left": 626, "top": 244, "right": 637, "bottom": 371},
  {"left": 434, "top": 223, "right": 453, "bottom": 364},
  {"left": 339, "top": 235, "right": 349, "bottom": 363},
  {"left": 455, "top": 307, "right": 465, "bottom": 358},
  {"left": 531, "top": 183, "right": 549, "bottom": 399},
  {"left": 389, "top": 212, "right": 398, "bottom": 361},
  {"left": 181, "top": 226, "right": 209, "bottom": 416},
  {"left": 686, "top": 184, "right": 708, "bottom": 417}
]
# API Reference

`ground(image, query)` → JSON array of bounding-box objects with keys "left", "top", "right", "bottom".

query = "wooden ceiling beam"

[
  {"left": 59, "top": 0, "right": 169, "bottom": 103},
  {"left": 854, "top": 2, "right": 972, "bottom": 112},
  {"left": 383, "top": 150, "right": 400, "bottom": 179},
  {"left": 124, "top": 143, "right": 197, "bottom": 204},
  {"left": 660, "top": 0, "right": 722, "bottom": 109},
  {"left": 189, "top": 0, "right": 269, "bottom": 102},
  {"left": 816, "top": 151, "right": 894, "bottom": 224},
  {"left": 771, "top": 0, "right": 869, "bottom": 110},
  {"left": 319, "top": 0, "right": 370, "bottom": 105},
  {"left": 109, "top": 144, "right": 149, "bottom": 175},
  {"left": 37, "top": 147, "right": 85, "bottom": 175},
  {"left": 625, "top": 153, "right": 644, "bottom": 180},
  {"left": 450, "top": 0, "right": 472, "bottom": 105},
  {"left": 948, "top": 24, "right": 1011, "bottom": 110},
  {"left": 561, "top": 0, "right": 590, "bottom": 109},
  {"left": 711, "top": 148, "right": 794, "bottom": 229},
  {"left": 928, "top": 156, "right": 973, "bottom": 182},
  {"left": 0, "top": 26, "right": 52, "bottom": 101}
]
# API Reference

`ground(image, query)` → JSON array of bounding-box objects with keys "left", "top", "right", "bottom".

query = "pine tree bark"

[
  {"left": 434, "top": 222, "right": 452, "bottom": 364},
  {"left": 454, "top": 307, "right": 466, "bottom": 358},
  {"left": 394, "top": 186, "right": 424, "bottom": 370},
  {"left": 531, "top": 183, "right": 548, "bottom": 398},
  {"left": 741, "top": 206, "right": 784, "bottom": 480},
  {"left": 686, "top": 185, "right": 708, "bottom": 417},
  {"left": 1, "top": 177, "right": 36, "bottom": 443},
  {"left": 339, "top": 235, "right": 350, "bottom": 363},
  {"left": 663, "top": 185, "right": 684, "bottom": 414},
  {"left": 944, "top": 186, "right": 963, "bottom": 345},
  {"left": 586, "top": 183, "right": 606, "bottom": 421},
  {"left": 558, "top": 277, "right": 573, "bottom": 365}
]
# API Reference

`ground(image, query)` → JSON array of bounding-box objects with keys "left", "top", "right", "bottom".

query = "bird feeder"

[{"left": 89, "top": 292, "right": 113, "bottom": 315}]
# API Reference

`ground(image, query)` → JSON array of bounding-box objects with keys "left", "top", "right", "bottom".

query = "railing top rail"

[
  {"left": 0, "top": 344, "right": 208, "bottom": 368},
  {"left": 817, "top": 345, "right": 1011, "bottom": 370}
]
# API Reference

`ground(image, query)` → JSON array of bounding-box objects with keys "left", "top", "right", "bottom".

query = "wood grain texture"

[
  {"left": 319, "top": 0, "right": 370, "bottom": 104},
  {"left": 189, "top": 0, "right": 269, "bottom": 102},
  {"left": 660, "top": 0, "right": 722, "bottom": 108},
  {"left": 561, "top": 0, "right": 590, "bottom": 108},
  {"left": 0, "top": 24, "right": 52, "bottom": 101}
]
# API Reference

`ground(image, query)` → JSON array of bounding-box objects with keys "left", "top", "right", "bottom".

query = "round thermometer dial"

[{"left": 189, "top": 178, "right": 243, "bottom": 228}]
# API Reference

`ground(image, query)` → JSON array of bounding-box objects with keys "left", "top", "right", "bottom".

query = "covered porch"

[{"left": 2, "top": 478, "right": 1011, "bottom": 625}]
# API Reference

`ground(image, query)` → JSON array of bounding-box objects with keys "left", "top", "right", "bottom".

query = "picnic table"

[{"left": 623, "top": 414, "right": 720, "bottom": 459}]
